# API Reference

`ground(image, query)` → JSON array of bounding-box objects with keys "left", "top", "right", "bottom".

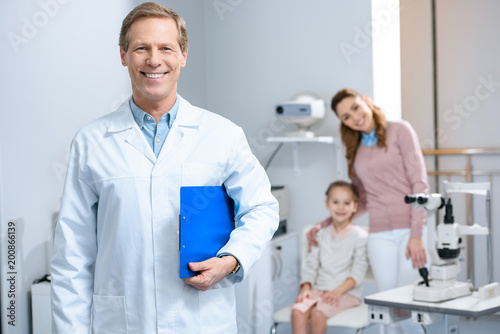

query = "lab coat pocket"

[
  {"left": 199, "top": 286, "right": 237, "bottom": 333},
  {"left": 181, "top": 163, "right": 225, "bottom": 186},
  {"left": 92, "top": 295, "right": 128, "bottom": 333}
]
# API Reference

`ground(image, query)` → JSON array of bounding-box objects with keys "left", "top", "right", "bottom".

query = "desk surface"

[{"left": 364, "top": 285, "right": 500, "bottom": 318}]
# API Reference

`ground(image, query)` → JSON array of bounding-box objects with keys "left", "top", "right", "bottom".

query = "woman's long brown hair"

[{"left": 331, "top": 88, "right": 387, "bottom": 178}]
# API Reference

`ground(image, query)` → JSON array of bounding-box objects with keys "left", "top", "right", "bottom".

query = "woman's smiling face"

[{"left": 335, "top": 95, "right": 375, "bottom": 134}]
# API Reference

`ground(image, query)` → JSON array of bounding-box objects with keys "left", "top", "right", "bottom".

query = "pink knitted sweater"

[{"left": 352, "top": 120, "right": 428, "bottom": 239}]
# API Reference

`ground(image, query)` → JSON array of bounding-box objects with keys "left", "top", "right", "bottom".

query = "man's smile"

[{"left": 143, "top": 72, "right": 166, "bottom": 79}]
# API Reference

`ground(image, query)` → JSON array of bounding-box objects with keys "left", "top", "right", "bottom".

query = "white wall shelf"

[
  {"left": 266, "top": 136, "right": 335, "bottom": 144},
  {"left": 266, "top": 136, "right": 343, "bottom": 178}
]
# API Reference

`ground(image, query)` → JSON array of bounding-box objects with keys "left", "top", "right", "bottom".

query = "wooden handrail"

[
  {"left": 422, "top": 148, "right": 500, "bottom": 155},
  {"left": 422, "top": 148, "right": 500, "bottom": 175}
]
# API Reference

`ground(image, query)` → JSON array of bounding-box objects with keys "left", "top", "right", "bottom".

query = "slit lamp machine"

[{"left": 405, "top": 181, "right": 499, "bottom": 303}]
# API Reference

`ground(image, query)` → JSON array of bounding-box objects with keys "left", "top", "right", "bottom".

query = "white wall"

[
  {"left": 0, "top": 1, "right": 131, "bottom": 333},
  {"left": 371, "top": 0, "right": 402, "bottom": 121},
  {"left": 203, "top": 0, "right": 374, "bottom": 235}
]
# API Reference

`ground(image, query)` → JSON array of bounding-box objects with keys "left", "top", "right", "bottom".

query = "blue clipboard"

[{"left": 179, "top": 186, "right": 235, "bottom": 278}]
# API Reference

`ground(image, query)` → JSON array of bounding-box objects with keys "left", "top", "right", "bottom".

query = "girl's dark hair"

[{"left": 325, "top": 180, "right": 359, "bottom": 202}]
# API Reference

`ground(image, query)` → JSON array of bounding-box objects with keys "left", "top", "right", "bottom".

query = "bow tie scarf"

[{"left": 361, "top": 128, "right": 378, "bottom": 147}]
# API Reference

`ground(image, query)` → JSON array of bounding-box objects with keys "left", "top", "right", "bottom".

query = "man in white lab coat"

[{"left": 50, "top": 3, "right": 279, "bottom": 333}]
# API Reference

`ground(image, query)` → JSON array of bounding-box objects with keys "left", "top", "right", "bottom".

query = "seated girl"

[{"left": 291, "top": 181, "right": 368, "bottom": 334}]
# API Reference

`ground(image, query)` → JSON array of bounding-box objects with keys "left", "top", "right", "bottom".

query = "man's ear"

[
  {"left": 180, "top": 49, "right": 188, "bottom": 68},
  {"left": 120, "top": 47, "right": 127, "bottom": 67}
]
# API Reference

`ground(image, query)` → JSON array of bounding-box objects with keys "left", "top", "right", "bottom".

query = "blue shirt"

[{"left": 130, "top": 96, "right": 180, "bottom": 157}]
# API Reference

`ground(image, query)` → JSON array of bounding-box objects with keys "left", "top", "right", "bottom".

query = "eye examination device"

[
  {"left": 275, "top": 92, "right": 326, "bottom": 138},
  {"left": 405, "top": 181, "right": 498, "bottom": 303}
]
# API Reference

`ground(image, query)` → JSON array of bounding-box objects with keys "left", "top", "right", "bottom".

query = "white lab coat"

[{"left": 51, "top": 96, "right": 279, "bottom": 334}]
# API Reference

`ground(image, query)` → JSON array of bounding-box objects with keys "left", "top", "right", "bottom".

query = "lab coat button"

[{"left": 156, "top": 138, "right": 160, "bottom": 143}]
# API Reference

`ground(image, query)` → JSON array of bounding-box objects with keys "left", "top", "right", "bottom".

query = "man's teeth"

[{"left": 145, "top": 73, "right": 165, "bottom": 79}]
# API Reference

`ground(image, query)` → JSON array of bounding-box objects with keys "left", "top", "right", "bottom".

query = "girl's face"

[
  {"left": 335, "top": 95, "right": 375, "bottom": 134},
  {"left": 325, "top": 187, "right": 358, "bottom": 225}
]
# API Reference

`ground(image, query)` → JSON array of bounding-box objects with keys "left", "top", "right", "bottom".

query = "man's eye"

[
  {"left": 162, "top": 47, "right": 172, "bottom": 51},
  {"left": 136, "top": 47, "right": 146, "bottom": 51}
]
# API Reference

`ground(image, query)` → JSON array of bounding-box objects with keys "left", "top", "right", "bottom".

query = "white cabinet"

[
  {"left": 31, "top": 282, "right": 52, "bottom": 334},
  {"left": 270, "top": 233, "right": 299, "bottom": 311},
  {"left": 235, "top": 232, "right": 299, "bottom": 334}
]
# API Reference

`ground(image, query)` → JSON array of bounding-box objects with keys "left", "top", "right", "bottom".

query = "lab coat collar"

[
  {"left": 108, "top": 95, "right": 201, "bottom": 132},
  {"left": 156, "top": 96, "right": 203, "bottom": 161},
  {"left": 106, "top": 95, "right": 202, "bottom": 164},
  {"left": 107, "top": 98, "right": 156, "bottom": 162},
  {"left": 108, "top": 96, "right": 136, "bottom": 132},
  {"left": 174, "top": 95, "right": 203, "bottom": 127}
]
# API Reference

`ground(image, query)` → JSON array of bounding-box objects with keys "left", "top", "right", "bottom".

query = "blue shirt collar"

[
  {"left": 130, "top": 95, "right": 180, "bottom": 129},
  {"left": 361, "top": 128, "right": 378, "bottom": 147},
  {"left": 361, "top": 121, "right": 390, "bottom": 147}
]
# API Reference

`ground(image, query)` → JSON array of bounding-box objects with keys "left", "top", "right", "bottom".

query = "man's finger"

[{"left": 188, "top": 261, "right": 210, "bottom": 272}]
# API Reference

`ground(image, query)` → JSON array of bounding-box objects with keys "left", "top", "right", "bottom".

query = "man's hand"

[{"left": 185, "top": 256, "right": 237, "bottom": 291}]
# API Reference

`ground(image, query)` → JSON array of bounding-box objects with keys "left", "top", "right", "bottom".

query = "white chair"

[{"left": 270, "top": 225, "right": 373, "bottom": 334}]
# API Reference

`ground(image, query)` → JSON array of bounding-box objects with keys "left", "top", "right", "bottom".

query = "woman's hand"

[
  {"left": 406, "top": 237, "right": 427, "bottom": 269},
  {"left": 306, "top": 225, "right": 322, "bottom": 252}
]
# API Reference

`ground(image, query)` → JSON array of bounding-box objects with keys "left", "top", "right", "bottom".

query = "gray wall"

[
  {"left": 203, "top": 0, "right": 374, "bottom": 234},
  {"left": 160, "top": 0, "right": 208, "bottom": 107}
]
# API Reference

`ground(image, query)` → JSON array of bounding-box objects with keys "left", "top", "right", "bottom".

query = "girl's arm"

[
  {"left": 295, "top": 282, "right": 313, "bottom": 303},
  {"left": 301, "top": 237, "right": 320, "bottom": 285},
  {"left": 348, "top": 230, "right": 369, "bottom": 288},
  {"left": 297, "top": 231, "right": 322, "bottom": 302}
]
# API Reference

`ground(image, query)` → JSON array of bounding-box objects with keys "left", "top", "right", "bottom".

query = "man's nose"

[{"left": 147, "top": 50, "right": 161, "bottom": 67}]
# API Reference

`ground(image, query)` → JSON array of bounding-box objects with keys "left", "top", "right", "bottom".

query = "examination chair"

[{"left": 270, "top": 225, "right": 373, "bottom": 334}]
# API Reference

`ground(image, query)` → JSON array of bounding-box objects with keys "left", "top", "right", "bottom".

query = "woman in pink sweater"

[{"left": 308, "top": 88, "right": 429, "bottom": 294}]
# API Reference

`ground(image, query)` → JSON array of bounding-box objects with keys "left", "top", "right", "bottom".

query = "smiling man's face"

[{"left": 120, "top": 17, "right": 187, "bottom": 106}]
